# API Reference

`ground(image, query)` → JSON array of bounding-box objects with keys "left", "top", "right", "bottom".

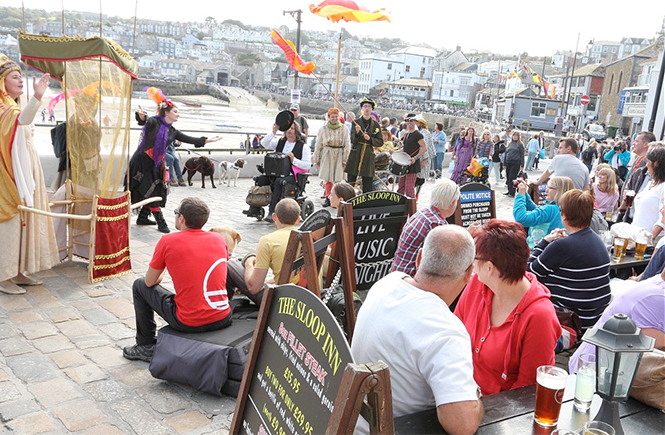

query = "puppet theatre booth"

[{"left": 17, "top": 32, "right": 148, "bottom": 283}]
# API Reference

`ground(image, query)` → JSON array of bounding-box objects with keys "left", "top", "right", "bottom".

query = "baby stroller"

[
  {"left": 457, "top": 157, "right": 490, "bottom": 187},
  {"left": 372, "top": 152, "right": 394, "bottom": 191},
  {"left": 244, "top": 152, "right": 314, "bottom": 221}
]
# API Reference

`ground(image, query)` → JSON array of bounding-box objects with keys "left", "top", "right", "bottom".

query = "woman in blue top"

[
  {"left": 525, "top": 133, "right": 540, "bottom": 171},
  {"left": 603, "top": 140, "right": 631, "bottom": 181},
  {"left": 432, "top": 122, "right": 447, "bottom": 178},
  {"left": 513, "top": 176, "right": 574, "bottom": 247}
]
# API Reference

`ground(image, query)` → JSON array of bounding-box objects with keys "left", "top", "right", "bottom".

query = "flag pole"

[{"left": 334, "top": 32, "right": 342, "bottom": 108}]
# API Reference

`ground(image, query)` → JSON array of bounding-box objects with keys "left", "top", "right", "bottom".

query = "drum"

[{"left": 390, "top": 151, "right": 411, "bottom": 177}]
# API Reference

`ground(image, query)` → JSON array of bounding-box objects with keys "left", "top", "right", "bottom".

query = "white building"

[
  {"left": 357, "top": 46, "right": 435, "bottom": 94},
  {"left": 358, "top": 56, "right": 405, "bottom": 94},
  {"left": 431, "top": 63, "right": 485, "bottom": 106}
]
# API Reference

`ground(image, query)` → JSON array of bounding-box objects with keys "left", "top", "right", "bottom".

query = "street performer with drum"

[
  {"left": 345, "top": 97, "right": 383, "bottom": 193},
  {"left": 397, "top": 114, "right": 428, "bottom": 198}
]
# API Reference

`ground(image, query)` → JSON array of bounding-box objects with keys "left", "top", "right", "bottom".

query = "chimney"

[{"left": 456, "top": 45, "right": 461, "bottom": 52}]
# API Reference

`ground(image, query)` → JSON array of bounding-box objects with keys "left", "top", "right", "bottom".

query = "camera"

[{"left": 513, "top": 172, "right": 528, "bottom": 187}]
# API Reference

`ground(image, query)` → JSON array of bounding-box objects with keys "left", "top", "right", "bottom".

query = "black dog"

[{"left": 184, "top": 156, "right": 216, "bottom": 188}]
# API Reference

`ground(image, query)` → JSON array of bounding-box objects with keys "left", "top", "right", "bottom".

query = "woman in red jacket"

[{"left": 455, "top": 219, "right": 561, "bottom": 395}]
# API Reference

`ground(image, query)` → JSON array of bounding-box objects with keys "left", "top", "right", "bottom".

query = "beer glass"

[
  {"left": 635, "top": 237, "right": 648, "bottom": 261},
  {"left": 583, "top": 421, "right": 615, "bottom": 435},
  {"left": 612, "top": 238, "right": 625, "bottom": 263},
  {"left": 550, "top": 430, "right": 577, "bottom": 435},
  {"left": 534, "top": 365, "right": 568, "bottom": 427},
  {"left": 574, "top": 353, "right": 596, "bottom": 412},
  {"left": 624, "top": 189, "right": 636, "bottom": 208}
]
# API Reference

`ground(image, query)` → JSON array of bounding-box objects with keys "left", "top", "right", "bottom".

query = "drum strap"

[{"left": 403, "top": 133, "right": 419, "bottom": 158}]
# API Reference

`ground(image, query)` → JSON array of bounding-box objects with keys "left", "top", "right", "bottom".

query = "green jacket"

[{"left": 345, "top": 116, "right": 383, "bottom": 177}]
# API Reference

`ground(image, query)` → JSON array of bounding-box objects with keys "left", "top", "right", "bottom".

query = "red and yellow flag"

[
  {"left": 270, "top": 30, "right": 315, "bottom": 75},
  {"left": 310, "top": 0, "right": 391, "bottom": 23}
]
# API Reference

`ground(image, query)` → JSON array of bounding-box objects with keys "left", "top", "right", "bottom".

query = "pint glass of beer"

[
  {"left": 635, "top": 237, "right": 648, "bottom": 261},
  {"left": 624, "top": 190, "right": 636, "bottom": 208},
  {"left": 612, "top": 238, "right": 625, "bottom": 263},
  {"left": 534, "top": 365, "right": 567, "bottom": 427}
]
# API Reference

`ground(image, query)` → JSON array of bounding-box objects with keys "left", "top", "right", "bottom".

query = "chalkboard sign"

[
  {"left": 344, "top": 191, "right": 414, "bottom": 291},
  {"left": 448, "top": 182, "right": 496, "bottom": 227},
  {"left": 231, "top": 284, "right": 353, "bottom": 435}
]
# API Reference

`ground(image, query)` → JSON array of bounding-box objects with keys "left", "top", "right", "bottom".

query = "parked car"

[{"left": 583, "top": 124, "right": 607, "bottom": 141}]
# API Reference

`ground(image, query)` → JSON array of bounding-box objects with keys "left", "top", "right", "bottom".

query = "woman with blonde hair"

[
  {"left": 593, "top": 167, "right": 619, "bottom": 213},
  {"left": 513, "top": 176, "right": 574, "bottom": 247}
]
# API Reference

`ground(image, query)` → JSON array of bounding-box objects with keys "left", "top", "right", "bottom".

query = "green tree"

[{"left": 237, "top": 52, "right": 262, "bottom": 66}]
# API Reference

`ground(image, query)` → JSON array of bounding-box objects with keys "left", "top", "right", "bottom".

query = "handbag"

[
  {"left": 629, "top": 348, "right": 664, "bottom": 410},
  {"left": 245, "top": 185, "right": 272, "bottom": 207},
  {"left": 555, "top": 306, "right": 582, "bottom": 340},
  {"left": 539, "top": 148, "right": 546, "bottom": 159}
]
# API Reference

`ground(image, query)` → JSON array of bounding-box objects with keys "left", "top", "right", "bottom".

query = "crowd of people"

[{"left": 3, "top": 59, "right": 664, "bottom": 435}]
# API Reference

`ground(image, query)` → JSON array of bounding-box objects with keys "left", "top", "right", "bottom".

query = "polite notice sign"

[
  {"left": 448, "top": 182, "right": 496, "bottom": 227},
  {"left": 232, "top": 285, "right": 353, "bottom": 435},
  {"left": 348, "top": 191, "right": 410, "bottom": 291}
]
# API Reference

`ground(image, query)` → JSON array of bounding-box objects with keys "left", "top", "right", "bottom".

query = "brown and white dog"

[
  {"left": 218, "top": 158, "right": 245, "bottom": 187},
  {"left": 184, "top": 156, "right": 216, "bottom": 188},
  {"left": 209, "top": 226, "right": 242, "bottom": 255}
]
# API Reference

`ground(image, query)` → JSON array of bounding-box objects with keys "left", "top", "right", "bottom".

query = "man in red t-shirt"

[{"left": 123, "top": 197, "right": 232, "bottom": 362}]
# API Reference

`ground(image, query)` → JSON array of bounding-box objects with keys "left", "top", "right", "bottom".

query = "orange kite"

[
  {"left": 310, "top": 0, "right": 391, "bottom": 23},
  {"left": 271, "top": 30, "right": 315, "bottom": 75}
]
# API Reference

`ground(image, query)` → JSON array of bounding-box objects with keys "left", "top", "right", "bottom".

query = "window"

[
  {"left": 449, "top": 90, "right": 454, "bottom": 97},
  {"left": 420, "top": 67, "right": 425, "bottom": 77},
  {"left": 531, "top": 101, "right": 547, "bottom": 118},
  {"left": 617, "top": 72, "right": 622, "bottom": 93},
  {"left": 405, "top": 65, "right": 410, "bottom": 73},
  {"left": 460, "top": 77, "right": 470, "bottom": 86},
  {"left": 387, "top": 63, "right": 392, "bottom": 70},
  {"left": 422, "top": 58, "right": 425, "bottom": 64},
  {"left": 608, "top": 74, "right": 614, "bottom": 94}
]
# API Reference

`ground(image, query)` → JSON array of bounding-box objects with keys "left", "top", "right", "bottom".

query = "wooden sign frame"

[
  {"left": 278, "top": 217, "right": 357, "bottom": 339},
  {"left": 229, "top": 283, "right": 393, "bottom": 435}
]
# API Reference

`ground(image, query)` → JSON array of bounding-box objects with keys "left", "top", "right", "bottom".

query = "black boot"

[
  {"left": 152, "top": 210, "right": 170, "bottom": 233},
  {"left": 136, "top": 206, "right": 156, "bottom": 225}
]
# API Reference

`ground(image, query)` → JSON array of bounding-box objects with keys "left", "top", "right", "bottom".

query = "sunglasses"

[{"left": 174, "top": 209, "right": 181, "bottom": 216}]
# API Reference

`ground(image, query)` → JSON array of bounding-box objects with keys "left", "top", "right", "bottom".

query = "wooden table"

[{"left": 394, "top": 375, "right": 664, "bottom": 434}]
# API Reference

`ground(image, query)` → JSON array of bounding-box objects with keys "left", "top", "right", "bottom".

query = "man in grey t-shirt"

[{"left": 535, "top": 137, "right": 590, "bottom": 190}]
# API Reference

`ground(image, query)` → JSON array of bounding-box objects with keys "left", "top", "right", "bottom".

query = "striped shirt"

[{"left": 528, "top": 228, "right": 611, "bottom": 330}]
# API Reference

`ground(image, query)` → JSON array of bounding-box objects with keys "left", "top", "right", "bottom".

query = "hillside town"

[{"left": 1, "top": 7, "right": 664, "bottom": 138}]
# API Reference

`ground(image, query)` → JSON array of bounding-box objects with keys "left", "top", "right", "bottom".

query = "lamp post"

[
  {"left": 581, "top": 313, "right": 655, "bottom": 435},
  {"left": 283, "top": 9, "right": 302, "bottom": 90}
]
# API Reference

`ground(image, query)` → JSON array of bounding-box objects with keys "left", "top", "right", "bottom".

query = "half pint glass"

[{"left": 534, "top": 365, "right": 567, "bottom": 426}]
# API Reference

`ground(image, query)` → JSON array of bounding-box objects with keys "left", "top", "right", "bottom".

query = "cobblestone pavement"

[{"left": 0, "top": 156, "right": 554, "bottom": 434}]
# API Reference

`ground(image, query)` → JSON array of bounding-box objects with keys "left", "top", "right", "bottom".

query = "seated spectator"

[
  {"left": 255, "top": 121, "right": 311, "bottom": 223},
  {"left": 123, "top": 198, "right": 232, "bottom": 362},
  {"left": 329, "top": 181, "right": 356, "bottom": 209},
  {"left": 455, "top": 220, "right": 561, "bottom": 395},
  {"left": 569, "top": 268, "right": 665, "bottom": 373},
  {"left": 514, "top": 176, "right": 573, "bottom": 247},
  {"left": 593, "top": 167, "right": 620, "bottom": 213},
  {"left": 227, "top": 199, "right": 301, "bottom": 305},
  {"left": 390, "top": 178, "right": 460, "bottom": 276},
  {"left": 528, "top": 189, "right": 612, "bottom": 330},
  {"left": 352, "top": 225, "right": 483, "bottom": 435},
  {"left": 165, "top": 140, "right": 186, "bottom": 187}
]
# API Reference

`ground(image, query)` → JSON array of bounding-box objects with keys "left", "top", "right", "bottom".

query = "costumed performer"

[
  {"left": 344, "top": 97, "right": 383, "bottom": 193},
  {"left": 127, "top": 88, "right": 221, "bottom": 233},
  {"left": 0, "top": 54, "right": 59, "bottom": 295},
  {"left": 313, "top": 107, "right": 350, "bottom": 208}
]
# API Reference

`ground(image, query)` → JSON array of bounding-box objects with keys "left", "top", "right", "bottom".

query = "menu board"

[
  {"left": 348, "top": 191, "right": 409, "bottom": 291},
  {"left": 232, "top": 285, "right": 353, "bottom": 435},
  {"left": 448, "top": 182, "right": 496, "bottom": 227}
]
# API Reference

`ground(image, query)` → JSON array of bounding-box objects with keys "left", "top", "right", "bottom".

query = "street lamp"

[{"left": 581, "top": 313, "right": 655, "bottom": 435}]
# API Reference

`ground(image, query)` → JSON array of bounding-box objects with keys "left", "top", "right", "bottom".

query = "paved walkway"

[{"left": 0, "top": 157, "right": 554, "bottom": 434}]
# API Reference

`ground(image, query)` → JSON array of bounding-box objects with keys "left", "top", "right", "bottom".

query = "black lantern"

[{"left": 581, "top": 313, "right": 655, "bottom": 435}]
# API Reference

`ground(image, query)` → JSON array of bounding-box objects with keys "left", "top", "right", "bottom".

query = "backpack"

[{"left": 582, "top": 147, "right": 593, "bottom": 161}]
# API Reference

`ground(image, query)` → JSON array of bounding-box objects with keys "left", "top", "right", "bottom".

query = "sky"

[{"left": 6, "top": 0, "right": 665, "bottom": 57}]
